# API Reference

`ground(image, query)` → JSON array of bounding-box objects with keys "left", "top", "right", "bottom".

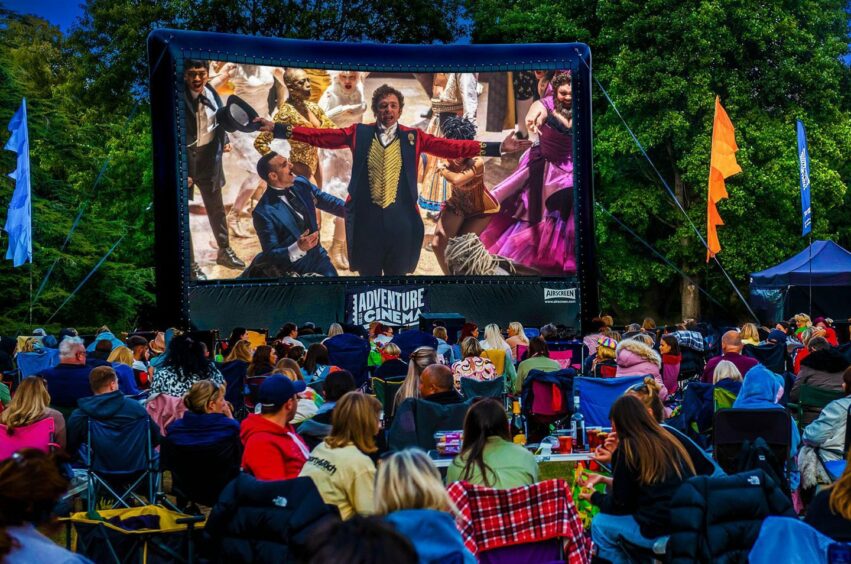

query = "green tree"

[
  {"left": 0, "top": 0, "right": 472, "bottom": 333},
  {"left": 471, "top": 0, "right": 851, "bottom": 322}
]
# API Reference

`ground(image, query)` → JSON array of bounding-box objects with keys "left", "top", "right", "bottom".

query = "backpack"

[{"left": 735, "top": 437, "right": 787, "bottom": 494}]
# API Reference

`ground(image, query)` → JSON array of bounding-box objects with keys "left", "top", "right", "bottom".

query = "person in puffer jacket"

[
  {"left": 790, "top": 337, "right": 850, "bottom": 426},
  {"left": 615, "top": 337, "right": 668, "bottom": 401},
  {"left": 667, "top": 469, "right": 795, "bottom": 563},
  {"left": 203, "top": 473, "right": 340, "bottom": 563}
]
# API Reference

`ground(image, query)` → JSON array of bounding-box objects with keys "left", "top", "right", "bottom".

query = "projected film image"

[{"left": 183, "top": 63, "right": 577, "bottom": 280}]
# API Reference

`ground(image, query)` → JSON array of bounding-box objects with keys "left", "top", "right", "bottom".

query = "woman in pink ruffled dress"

[{"left": 479, "top": 71, "right": 576, "bottom": 275}]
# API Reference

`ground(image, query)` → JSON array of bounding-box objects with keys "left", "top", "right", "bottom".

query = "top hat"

[{"left": 216, "top": 95, "right": 261, "bottom": 133}]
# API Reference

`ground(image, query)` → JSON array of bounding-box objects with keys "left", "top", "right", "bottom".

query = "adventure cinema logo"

[
  {"left": 544, "top": 287, "right": 577, "bottom": 304},
  {"left": 348, "top": 286, "right": 427, "bottom": 326}
]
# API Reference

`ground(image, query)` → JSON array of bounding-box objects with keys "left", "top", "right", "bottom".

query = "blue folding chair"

[
  {"left": 217, "top": 359, "right": 248, "bottom": 414},
  {"left": 16, "top": 349, "right": 60, "bottom": 378},
  {"left": 86, "top": 417, "right": 157, "bottom": 515},
  {"left": 575, "top": 375, "right": 644, "bottom": 427}
]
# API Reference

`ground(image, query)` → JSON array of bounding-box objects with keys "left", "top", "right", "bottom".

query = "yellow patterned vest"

[{"left": 366, "top": 137, "right": 402, "bottom": 208}]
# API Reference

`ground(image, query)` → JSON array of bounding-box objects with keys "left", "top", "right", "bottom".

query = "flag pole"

[{"left": 808, "top": 234, "right": 813, "bottom": 315}]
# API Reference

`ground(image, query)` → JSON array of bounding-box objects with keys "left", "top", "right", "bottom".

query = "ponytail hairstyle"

[{"left": 625, "top": 377, "right": 665, "bottom": 423}]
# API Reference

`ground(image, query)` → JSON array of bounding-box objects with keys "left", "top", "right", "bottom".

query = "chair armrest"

[{"left": 176, "top": 515, "right": 206, "bottom": 525}]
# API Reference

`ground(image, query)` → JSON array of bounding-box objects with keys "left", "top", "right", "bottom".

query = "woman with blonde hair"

[
  {"left": 740, "top": 323, "right": 760, "bottom": 346},
  {"left": 299, "top": 392, "right": 381, "bottom": 519},
  {"left": 451, "top": 337, "right": 497, "bottom": 388},
  {"left": 479, "top": 323, "right": 516, "bottom": 384},
  {"left": 107, "top": 345, "right": 134, "bottom": 367},
  {"left": 394, "top": 347, "right": 438, "bottom": 413},
  {"left": 505, "top": 322, "right": 530, "bottom": 359},
  {"left": 0, "top": 377, "right": 66, "bottom": 449},
  {"left": 165, "top": 380, "right": 239, "bottom": 446},
  {"left": 224, "top": 339, "right": 253, "bottom": 363},
  {"left": 326, "top": 323, "right": 344, "bottom": 338},
  {"left": 377, "top": 450, "right": 475, "bottom": 563}
]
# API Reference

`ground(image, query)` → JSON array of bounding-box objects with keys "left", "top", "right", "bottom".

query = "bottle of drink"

[
  {"left": 571, "top": 395, "right": 586, "bottom": 451},
  {"left": 511, "top": 400, "right": 525, "bottom": 437}
]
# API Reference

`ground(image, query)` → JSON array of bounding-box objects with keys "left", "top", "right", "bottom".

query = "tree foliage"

[
  {"left": 0, "top": 1, "right": 468, "bottom": 334},
  {"left": 471, "top": 0, "right": 851, "bottom": 323}
]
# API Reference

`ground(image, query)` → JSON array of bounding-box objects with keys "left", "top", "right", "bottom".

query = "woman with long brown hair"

[
  {"left": 0, "top": 377, "right": 66, "bottom": 450},
  {"left": 299, "top": 392, "right": 381, "bottom": 519},
  {"left": 579, "top": 394, "right": 695, "bottom": 563},
  {"left": 0, "top": 449, "right": 85, "bottom": 562},
  {"left": 393, "top": 347, "right": 438, "bottom": 414},
  {"left": 445, "top": 398, "right": 537, "bottom": 489},
  {"left": 247, "top": 345, "right": 277, "bottom": 377}
]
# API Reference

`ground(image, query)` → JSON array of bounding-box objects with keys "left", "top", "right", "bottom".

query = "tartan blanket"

[{"left": 447, "top": 479, "right": 591, "bottom": 563}]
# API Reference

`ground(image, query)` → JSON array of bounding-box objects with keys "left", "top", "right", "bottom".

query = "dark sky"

[{"left": 3, "top": 0, "right": 83, "bottom": 31}]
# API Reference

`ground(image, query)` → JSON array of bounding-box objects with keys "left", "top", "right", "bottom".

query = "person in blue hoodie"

[
  {"left": 165, "top": 380, "right": 240, "bottom": 446},
  {"left": 733, "top": 363, "right": 801, "bottom": 455},
  {"left": 66, "top": 366, "right": 161, "bottom": 460},
  {"left": 376, "top": 449, "right": 475, "bottom": 564}
]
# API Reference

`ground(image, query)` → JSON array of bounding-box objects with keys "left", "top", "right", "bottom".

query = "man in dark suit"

[
  {"left": 184, "top": 59, "right": 245, "bottom": 279},
  {"left": 242, "top": 152, "right": 345, "bottom": 277}
]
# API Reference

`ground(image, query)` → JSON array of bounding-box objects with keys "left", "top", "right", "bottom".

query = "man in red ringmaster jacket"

[{"left": 255, "top": 83, "right": 530, "bottom": 276}]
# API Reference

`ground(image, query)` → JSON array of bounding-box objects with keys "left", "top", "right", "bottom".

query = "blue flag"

[
  {"left": 796, "top": 120, "right": 812, "bottom": 237},
  {"left": 3, "top": 99, "right": 32, "bottom": 266}
]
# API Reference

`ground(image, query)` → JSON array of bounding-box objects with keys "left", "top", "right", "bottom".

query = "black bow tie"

[{"left": 195, "top": 94, "right": 215, "bottom": 110}]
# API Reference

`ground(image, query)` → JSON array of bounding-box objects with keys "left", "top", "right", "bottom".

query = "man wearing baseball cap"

[{"left": 240, "top": 375, "right": 311, "bottom": 480}]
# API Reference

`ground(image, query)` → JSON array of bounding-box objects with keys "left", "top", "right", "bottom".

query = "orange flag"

[{"left": 706, "top": 96, "right": 742, "bottom": 261}]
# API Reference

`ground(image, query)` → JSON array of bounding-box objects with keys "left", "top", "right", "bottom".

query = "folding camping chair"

[
  {"left": 460, "top": 376, "right": 505, "bottom": 401},
  {"left": 788, "top": 385, "right": 846, "bottom": 430},
  {"left": 743, "top": 343, "right": 787, "bottom": 374},
  {"left": 574, "top": 375, "right": 645, "bottom": 427},
  {"left": 520, "top": 369, "right": 576, "bottom": 441},
  {"left": 713, "top": 408, "right": 792, "bottom": 490},
  {"left": 371, "top": 375, "right": 405, "bottom": 417},
  {"left": 241, "top": 375, "right": 268, "bottom": 416},
  {"left": 69, "top": 505, "right": 204, "bottom": 564},
  {"left": 387, "top": 397, "right": 474, "bottom": 451},
  {"left": 447, "top": 479, "right": 591, "bottom": 562},
  {"left": 0, "top": 418, "right": 59, "bottom": 459},
  {"left": 86, "top": 416, "right": 157, "bottom": 515},
  {"left": 217, "top": 359, "right": 248, "bottom": 415},
  {"left": 160, "top": 433, "right": 242, "bottom": 509}
]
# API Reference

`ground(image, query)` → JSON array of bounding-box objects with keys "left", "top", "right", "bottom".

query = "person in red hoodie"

[{"left": 240, "top": 375, "right": 311, "bottom": 480}]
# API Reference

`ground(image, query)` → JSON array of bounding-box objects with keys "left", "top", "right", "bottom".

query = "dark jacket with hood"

[
  {"left": 204, "top": 474, "right": 340, "bottom": 563},
  {"left": 668, "top": 469, "right": 795, "bottom": 563},
  {"left": 791, "top": 347, "right": 850, "bottom": 425},
  {"left": 66, "top": 390, "right": 161, "bottom": 458}
]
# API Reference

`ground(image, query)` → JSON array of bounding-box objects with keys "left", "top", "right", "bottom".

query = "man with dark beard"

[{"left": 255, "top": 84, "right": 530, "bottom": 276}]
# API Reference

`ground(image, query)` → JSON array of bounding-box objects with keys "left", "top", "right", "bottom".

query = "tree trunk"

[{"left": 668, "top": 142, "right": 700, "bottom": 320}]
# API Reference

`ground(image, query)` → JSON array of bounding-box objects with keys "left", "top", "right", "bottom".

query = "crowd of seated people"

[{"left": 0, "top": 313, "right": 850, "bottom": 563}]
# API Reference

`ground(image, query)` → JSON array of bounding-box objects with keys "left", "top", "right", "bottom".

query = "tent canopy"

[{"left": 750, "top": 240, "right": 851, "bottom": 289}]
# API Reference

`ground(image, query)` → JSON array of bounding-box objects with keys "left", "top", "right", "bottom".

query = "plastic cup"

[{"left": 558, "top": 435, "right": 573, "bottom": 454}]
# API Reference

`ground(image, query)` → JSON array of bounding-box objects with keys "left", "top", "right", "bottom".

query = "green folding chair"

[{"left": 788, "top": 385, "right": 845, "bottom": 430}]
